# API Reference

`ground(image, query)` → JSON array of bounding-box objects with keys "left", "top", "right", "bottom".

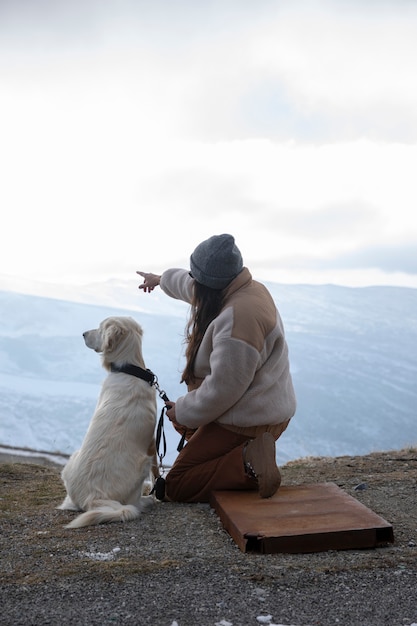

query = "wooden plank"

[{"left": 210, "top": 483, "right": 394, "bottom": 554}]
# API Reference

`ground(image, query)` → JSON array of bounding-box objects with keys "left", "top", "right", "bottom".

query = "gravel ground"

[{"left": 1, "top": 448, "right": 416, "bottom": 626}]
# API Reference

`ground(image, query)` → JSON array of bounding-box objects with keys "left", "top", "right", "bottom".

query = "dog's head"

[{"left": 83, "top": 316, "right": 145, "bottom": 370}]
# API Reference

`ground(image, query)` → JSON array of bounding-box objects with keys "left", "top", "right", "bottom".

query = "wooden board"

[{"left": 210, "top": 483, "right": 394, "bottom": 554}]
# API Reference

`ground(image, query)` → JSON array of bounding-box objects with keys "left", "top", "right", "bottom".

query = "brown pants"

[{"left": 165, "top": 420, "right": 290, "bottom": 503}]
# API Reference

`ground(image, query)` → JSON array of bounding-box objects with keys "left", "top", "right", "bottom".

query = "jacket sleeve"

[
  {"left": 160, "top": 268, "right": 194, "bottom": 303},
  {"left": 175, "top": 332, "right": 262, "bottom": 429}
]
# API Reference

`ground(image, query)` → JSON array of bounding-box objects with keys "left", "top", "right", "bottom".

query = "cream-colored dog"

[{"left": 58, "top": 316, "right": 157, "bottom": 528}]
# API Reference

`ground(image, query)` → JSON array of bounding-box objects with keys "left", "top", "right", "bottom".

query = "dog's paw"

[
  {"left": 142, "top": 480, "right": 154, "bottom": 496},
  {"left": 57, "top": 495, "right": 79, "bottom": 511},
  {"left": 139, "top": 495, "right": 155, "bottom": 510}
]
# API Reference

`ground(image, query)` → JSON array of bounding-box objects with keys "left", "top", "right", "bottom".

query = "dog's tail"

[{"left": 65, "top": 499, "right": 141, "bottom": 529}]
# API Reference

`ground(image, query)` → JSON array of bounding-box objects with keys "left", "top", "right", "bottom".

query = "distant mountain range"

[{"left": 0, "top": 281, "right": 416, "bottom": 465}]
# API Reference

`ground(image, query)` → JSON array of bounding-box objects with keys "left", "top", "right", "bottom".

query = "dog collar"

[{"left": 110, "top": 362, "right": 155, "bottom": 385}]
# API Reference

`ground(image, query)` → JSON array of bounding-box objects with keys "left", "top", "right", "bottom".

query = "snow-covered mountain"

[{"left": 0, "top": 282, "right": 416, "bottom": 465}]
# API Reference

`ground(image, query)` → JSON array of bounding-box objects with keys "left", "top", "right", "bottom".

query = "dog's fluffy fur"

[{"left": 58, "top": 316, "right": 157, "bottom": 529}]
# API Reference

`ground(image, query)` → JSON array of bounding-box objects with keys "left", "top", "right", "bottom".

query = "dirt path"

[{"left": 1, "top": 448, "right": 416, "bottom": 625}]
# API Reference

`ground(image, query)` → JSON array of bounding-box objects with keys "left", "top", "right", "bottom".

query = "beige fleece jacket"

[{"left": 160, "top": 267, "right": 296, "bottom": 430}]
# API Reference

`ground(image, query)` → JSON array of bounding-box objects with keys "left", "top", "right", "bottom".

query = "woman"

[{"left": 137, "top": 234, "right": 296, "bottom": 503}]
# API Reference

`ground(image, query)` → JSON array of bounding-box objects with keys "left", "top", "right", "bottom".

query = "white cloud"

[
  {"left": 1, "top": 0, "right": 417, "bottom": 292},
  {"left": 253, "top": 6, "right": 417, "bottom": 103}
]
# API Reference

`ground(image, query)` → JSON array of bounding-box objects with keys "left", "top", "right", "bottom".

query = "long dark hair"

[{"left": 181, "top": 281, "right": 225, "bottom": 385}]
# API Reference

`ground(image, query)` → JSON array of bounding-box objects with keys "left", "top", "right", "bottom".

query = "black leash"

[{"left": 110, "top": 362, "right": 186, "bottom": 499}]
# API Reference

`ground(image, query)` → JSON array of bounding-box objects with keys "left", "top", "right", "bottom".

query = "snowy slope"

[{"left": 0, "top": 283, "right": 416, "bottom": 465}]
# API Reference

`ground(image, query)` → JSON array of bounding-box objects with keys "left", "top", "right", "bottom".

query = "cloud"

[
  {"left": 2, "top": 0, "right": 417, "bottom": 143},
  {"left": 1, "top": 0, "right": 417, "bottom": 289},
  {"left": 262, "top": 202, "right": 378, "bottom": 240},
  {"left": 273, "top": 241, "right": 417, "bottom": 277},
  {"left": 326, "top": 243, "right": 417, "bottom": 275}
]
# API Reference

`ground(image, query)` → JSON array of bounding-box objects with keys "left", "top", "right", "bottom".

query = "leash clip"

[{"left": 151, "top": 375, "right": 170, "bottom": 404}]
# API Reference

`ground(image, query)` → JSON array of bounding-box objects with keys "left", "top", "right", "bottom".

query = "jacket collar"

[{"left": 223, "top": 267, "right": 252, "bottom": 298}]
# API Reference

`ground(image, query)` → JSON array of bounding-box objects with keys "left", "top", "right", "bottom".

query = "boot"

[{"left": 244, "top": 432, "right": 281, "bottom": 498}]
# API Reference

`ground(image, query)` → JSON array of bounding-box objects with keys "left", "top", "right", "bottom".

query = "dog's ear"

[{"left": 102, "top": 321, "right": 127, "bottom": 354}]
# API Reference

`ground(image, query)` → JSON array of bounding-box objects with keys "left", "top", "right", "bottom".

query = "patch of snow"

[{"left": 81, "top": 547, "right": 121, "bottom": 561}]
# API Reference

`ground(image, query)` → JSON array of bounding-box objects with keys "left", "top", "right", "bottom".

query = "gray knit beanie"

[{"left": 189, "top": 234, "right": 243, "bottom": 289}]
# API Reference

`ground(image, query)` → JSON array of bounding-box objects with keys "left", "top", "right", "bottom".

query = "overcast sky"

[{"left": 1, "top": 0, "right": 417, "bottom": 295}]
